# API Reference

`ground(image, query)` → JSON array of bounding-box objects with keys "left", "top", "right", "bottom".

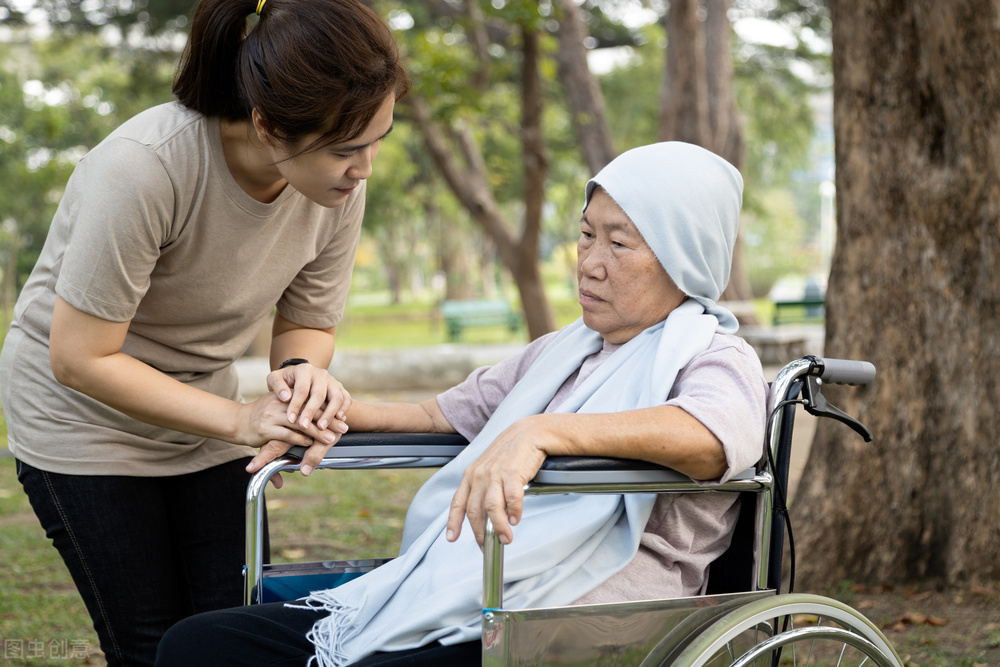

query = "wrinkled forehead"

[{"left": 582, "top": 187, "right": 650, "bottom": 244}]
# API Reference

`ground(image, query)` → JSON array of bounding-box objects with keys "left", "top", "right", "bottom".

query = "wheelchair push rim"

[{"left": 668, "top": 593, "right": 903, "bottom": 667}]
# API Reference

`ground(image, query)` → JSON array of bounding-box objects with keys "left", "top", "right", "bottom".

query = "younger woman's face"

[{"left": 264, "top": 94, "right": 396, "bottom": 208}]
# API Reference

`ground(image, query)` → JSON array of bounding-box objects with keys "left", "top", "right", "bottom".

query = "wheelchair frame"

[{"left": 243, "top": 356, "right": 903, "bottom": 666}]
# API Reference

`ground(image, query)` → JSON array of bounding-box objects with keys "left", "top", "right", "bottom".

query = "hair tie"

[{"left": 255, "top": 0, "right": 267, "bottom": 15}]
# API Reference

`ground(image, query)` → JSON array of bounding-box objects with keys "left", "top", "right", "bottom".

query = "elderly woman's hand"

[{"left": 446, "top": 413, "right": 565, "bottom": 548}]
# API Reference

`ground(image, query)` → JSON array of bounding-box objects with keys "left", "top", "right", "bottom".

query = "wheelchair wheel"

[{"left": 664, "top": 593, "right": 903, "bottom": 667}]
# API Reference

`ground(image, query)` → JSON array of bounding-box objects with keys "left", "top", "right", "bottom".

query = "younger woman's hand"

[
  {"left": 239, "top": 392, "right": 345, "bottom": 477},
  {"left": 267, "top": 364, "right": 352, "bottom": 435}
]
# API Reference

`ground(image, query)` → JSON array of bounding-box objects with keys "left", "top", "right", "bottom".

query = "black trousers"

[
  {"left": 154, "top": 601, "right": 482, "bottom": 666},
  {"left": 17, "top": 457, "right": 265, "bottom": 667}
]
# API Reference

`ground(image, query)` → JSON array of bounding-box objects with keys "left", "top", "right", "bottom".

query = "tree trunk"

[
  {"left": 517, "top": 24, "right": 558, "bottom": 338},
  {"left": 794, "top": 0, "right": 1000, "bottom": 588},
  {"left": 403, "top": 89, "right": 556, "bottom": 339},
  {"left": 659, "top": 0, "right": 757, "bottom": 313},
  {"left": 553, "top": 0, "right": 617, "bottom": 174},
  {"left": 660, "top": 0, "right": 710, "bottom": 145}
]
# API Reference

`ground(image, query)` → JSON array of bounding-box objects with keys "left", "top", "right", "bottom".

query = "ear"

[{"left": 251, "top": 109, "right": 275, "bottom": 147}]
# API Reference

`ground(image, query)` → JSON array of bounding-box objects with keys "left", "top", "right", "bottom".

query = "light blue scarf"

[{"left": 299, "top": 142, "right": 743, "bottom": 666}]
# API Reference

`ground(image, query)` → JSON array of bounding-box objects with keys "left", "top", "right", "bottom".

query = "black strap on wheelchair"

[{"left": 766, "top": 378, "right": 804, "bottom": 595}]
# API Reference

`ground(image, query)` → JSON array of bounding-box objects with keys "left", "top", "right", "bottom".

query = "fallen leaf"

[{"left": 888, "top": 612, "right": 949, "bottom": 628}]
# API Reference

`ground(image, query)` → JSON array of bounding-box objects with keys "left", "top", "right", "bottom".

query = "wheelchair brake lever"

[{"left": 802, "top": 375, "right": 874, "bottom": 442}]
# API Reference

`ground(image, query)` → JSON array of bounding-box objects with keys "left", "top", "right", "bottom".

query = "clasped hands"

[
  {"left": 242, "top": 364, "right": 566, "bottom": 548},
  {"left": 242, "top": 363, "right": 352, "bottom": 487}
]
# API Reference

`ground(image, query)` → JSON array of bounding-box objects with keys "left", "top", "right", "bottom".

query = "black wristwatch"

[{"left": 278, "top": 358, "right": 310, "bottom": 369}]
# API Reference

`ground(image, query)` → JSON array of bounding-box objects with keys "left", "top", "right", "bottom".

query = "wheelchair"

[{"left": 243, "top": 355, "right": 903, "bottom": 666}]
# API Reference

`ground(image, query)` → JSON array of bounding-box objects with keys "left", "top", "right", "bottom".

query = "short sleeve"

[
  {"left": 55, "top": 139, "right": 174, "bottom": 322},
  {"left": 667, "top": 335, "right": 768, "bottom": 482}
]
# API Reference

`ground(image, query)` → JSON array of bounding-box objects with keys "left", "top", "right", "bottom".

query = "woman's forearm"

[
  {"left": 345, "top": 398, "right": 457, "bottom": 435},
  {"left": 268, "top": 313, "right": 337, "bottom": 370},
  {"left": 57, "top": 349, "right": 250, "bottom": 442},
  {"left": 536, "top": 407, "right": 728, "bottom": 480},
  {"left": 49, "top": 296, "right": 315, "bottom": 448}
]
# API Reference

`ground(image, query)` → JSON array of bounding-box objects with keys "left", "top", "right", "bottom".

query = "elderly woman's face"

[{"left": 577, "top": 188, "right": 686, "bottom": 344}]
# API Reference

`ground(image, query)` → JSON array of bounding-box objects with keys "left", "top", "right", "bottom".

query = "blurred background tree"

[{"left": 0, "top": 0, "right": 831, "bottom": 336}]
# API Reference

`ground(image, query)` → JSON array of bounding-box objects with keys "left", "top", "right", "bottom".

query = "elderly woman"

[{"left": 155, "top": 142, "right": 767, "bottom": 667}]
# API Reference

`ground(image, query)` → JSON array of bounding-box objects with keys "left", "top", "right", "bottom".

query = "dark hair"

[{"left": 173, "top": 0, "right": 409, "bottom": 151}]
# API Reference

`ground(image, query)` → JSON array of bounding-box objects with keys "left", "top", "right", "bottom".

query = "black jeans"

[
  {"left": 155, "top": 602, "right": 481, "bottom": 666},
  {"left": 16, "top": 457, "right": 265, "bottom": 667}
]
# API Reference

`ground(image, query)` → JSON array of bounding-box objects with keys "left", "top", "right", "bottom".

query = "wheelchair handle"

[{"left": 814, "top": 357, "right": 876, "bottom": 386}]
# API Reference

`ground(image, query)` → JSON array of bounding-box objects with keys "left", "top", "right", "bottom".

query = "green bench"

[
  {"left": 772, "top": 298, "right": 825, "bottom": 326},
  {"left": 440, "top": 299, "right": 522, "bottom": 342}
]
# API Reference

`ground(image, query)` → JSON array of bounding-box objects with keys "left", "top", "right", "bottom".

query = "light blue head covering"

[{"left": 584, "top": 141, "right": 743, "bottom": 332}]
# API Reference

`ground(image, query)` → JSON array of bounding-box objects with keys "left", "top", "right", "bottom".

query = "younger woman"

[{"left": 0, "top": 0, "right": 409, "bottom": 664}]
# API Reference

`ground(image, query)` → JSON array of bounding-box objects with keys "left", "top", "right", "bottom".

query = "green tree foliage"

[
  {"left": 0, "top": 33, "right": 176, "bottom": 294},
  {"left": 1, "top": 0, "right": 832, "bottom": 307},
  {"left": 0, "top": 0, "right": 192, "bottom": 35}
]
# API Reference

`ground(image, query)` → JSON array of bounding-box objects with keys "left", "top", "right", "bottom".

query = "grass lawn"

[
  {"left": 334, "top": 296, "right": 586, "bottom": 349},
  {"left": 0, "top": 460, "right": 101, "bottom": 664}
]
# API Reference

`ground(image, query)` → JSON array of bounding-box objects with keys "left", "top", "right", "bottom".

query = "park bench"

[
  {"left": 772, "top": 298, "right": 825, "bottom": 326},
  {"left": 440, "top": 299, "right": 522, "bottom": 342}
]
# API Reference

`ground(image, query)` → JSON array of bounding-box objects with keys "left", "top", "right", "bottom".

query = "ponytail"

[{"left": 173, "top": 0, "right": 252, "bottom": 119}]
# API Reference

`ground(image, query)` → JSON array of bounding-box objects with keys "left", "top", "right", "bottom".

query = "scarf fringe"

[{"left": 286, "top": 591, "right": 366, "bottom": 667}]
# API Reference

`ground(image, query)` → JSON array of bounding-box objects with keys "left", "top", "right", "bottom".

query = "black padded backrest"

[{"left": 704, "top": 491, "right": 758, "bottom": 595}]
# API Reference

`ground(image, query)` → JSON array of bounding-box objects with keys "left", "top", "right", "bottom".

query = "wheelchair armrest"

[
  {"left": 533, "top": 456, "right": 758, "bottom": 485},
  {"left": 285, "top": 432, "right": 470, "bottom": 462}
]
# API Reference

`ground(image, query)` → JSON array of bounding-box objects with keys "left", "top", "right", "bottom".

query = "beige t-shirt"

[{"left": 0, "top": 102, "right": 364, "bottom": 476}]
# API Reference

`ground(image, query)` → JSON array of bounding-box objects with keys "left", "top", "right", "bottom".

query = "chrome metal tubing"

[
  {"left": 244, "top": 456, "right": 299, "bottom": 605},
  {"left": 244, "top": 453, "right": 458, "bottom": 605},
  {"left": 754, "top": 482, "right": 774, "bottom": 591},
  {"left": 765, "top": 356, "right": 814, "bottom": 465},
  {"left": 483, "top": 520, "right": 504, "bottom": 610},
  {"left": 731, "top": 626, "right": 895, "bottom": 667}
]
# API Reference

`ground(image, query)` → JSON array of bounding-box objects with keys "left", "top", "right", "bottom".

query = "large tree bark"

[
  {"left": 517, "top": 24, "right": 557, "bottom": 339},
  {"left": 794, "top": 0, "right": 1000, "bottom": 588},
  {"left": 399, "top": 5, "right": 557, "bottom": 340}
]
